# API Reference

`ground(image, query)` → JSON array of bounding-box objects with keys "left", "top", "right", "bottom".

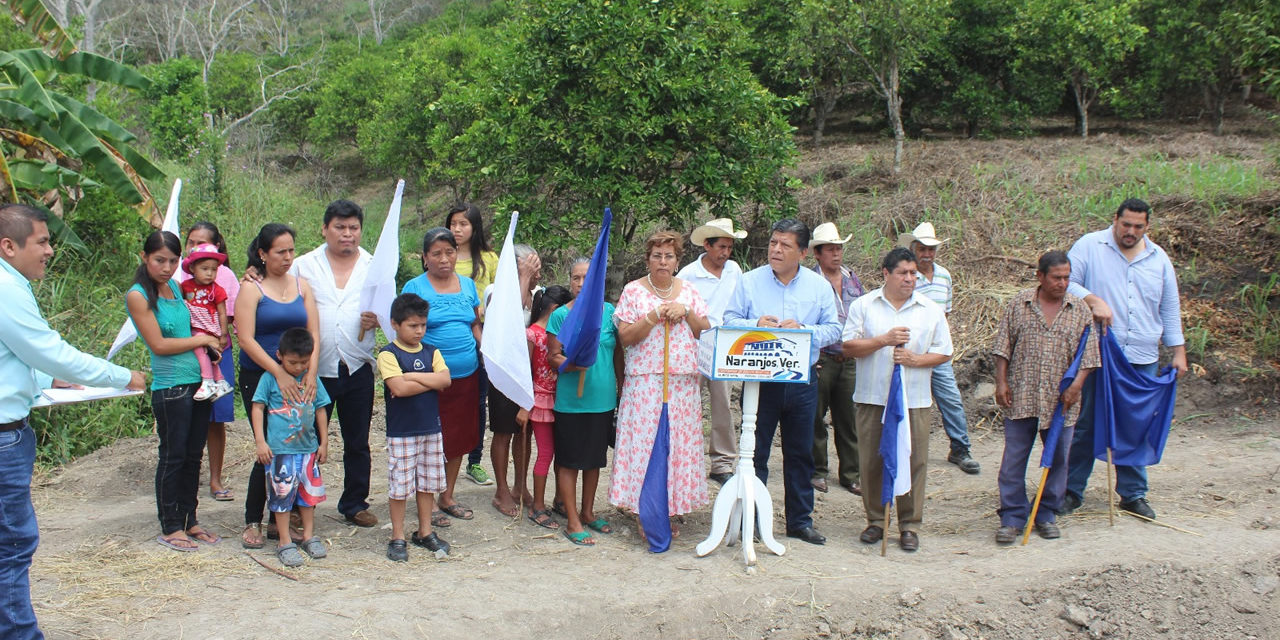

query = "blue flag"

[
  {"left": 879, "top": 363, "right": 912, "bottom": 506},
  {"left": 1092, "top": 329, "right": 1178, "bottom": 466},
  {"left": 557, "top": 208, "right": 612, "bottom": 372},
  {"left": 1041, "top": 326, "right": 1092, "bottom": 468},
  {"left": 638, "top": 402, "right": 672, "bottom": 553}
]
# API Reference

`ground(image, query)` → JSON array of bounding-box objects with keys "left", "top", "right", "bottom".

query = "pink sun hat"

[{"left": 182, "top": 243, "right": 227, "bottom": 275}]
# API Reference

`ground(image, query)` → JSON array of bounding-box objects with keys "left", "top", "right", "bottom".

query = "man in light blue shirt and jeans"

[
  {"left": 1063, "top": 198, "right": 1187, "bottom": 520},
  {"left": 724, "top": 219, "right": 842, "bottom": 545},
  {"left": 0, "top": 204, "right": 146, "bottom": 639}
]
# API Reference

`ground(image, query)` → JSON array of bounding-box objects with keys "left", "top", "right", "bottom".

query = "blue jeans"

[
  {"left": 1066, "top": 362, "right": 1157, "bottom": 502},
  {"left": 931, "top": 361, "right": 970, "bottom": 452},
  {"left": 0, "top": 422, "right": 42, "bottom": 639},
  {"left": 322, "top": 362, "right": 374, "bottom": 518},
  {"left": 753, "top": 376, "right": 819, "bottom": 531},
  {"left": 153, "top": 383, "right": 212, "bottom": 535},
  {"left": 997, "top": 418, "right": 1073, "bottom": 527}
]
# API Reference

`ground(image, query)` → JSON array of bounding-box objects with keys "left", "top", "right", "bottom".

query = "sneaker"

[
  {"left": 1119, "top": 497, "right": 1156, "bottom": 520},
  {"left": 211, "top": 379, "right": 234, "bottom": 400},
  {"left": 193, "top": 380, "right": 215, "bottom": 401},
  {"left": 411, "top": 530, "right": 450, "bottom": 556},
  {"left": 1061, "top": 493, "right": 1083, "bottom": 515},
  {"left": 386, "top": 539, "right": 408, "bottom": 562},
  {"left": 465, "top": 463, "right": 494, "bottom": 486},
  {"left": 947, "top": 448, "right": 981, "bottom": 474}
]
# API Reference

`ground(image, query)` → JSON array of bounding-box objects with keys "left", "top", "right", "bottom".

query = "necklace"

[{"left": 647, "top": 273, "right": 674, "bottom": 299}]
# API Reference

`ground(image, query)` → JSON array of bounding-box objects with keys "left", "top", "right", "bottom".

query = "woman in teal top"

[
  {"left": 126, "top": 231, "right": 223, "bottom": 552},
  {"left": 546, "top": 257, "right": 620, "bottom": 546}
]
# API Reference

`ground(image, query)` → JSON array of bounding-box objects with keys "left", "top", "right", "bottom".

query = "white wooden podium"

[{"left": 694, "top": 326, "right": 813, "bottom": 566}]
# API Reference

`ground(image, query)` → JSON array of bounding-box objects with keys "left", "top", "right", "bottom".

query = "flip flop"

[
  {"left": 186, "top": 527, "right": 221, "bottom": 545},
  {"left": 584, "top": 517, "right": 613, "bottom": 534},
  {"left": 527, "top": 509, "right": 560, "bottom": 530},
  {"left": 551, "top": 500, "right": 568, "bottom": 518},
  {"left": 431, "top": 511, "right": 452, "bottom": 528},
  {"left": 439, "top": 503, "right": 474, "bottom": 520},
  {"left": 563, "top": 529, "right": 595, "bottom": 546},
  {"left": 210, "top": 488, "right": 234, "bottom": 501},
  {"left": 156, "top": 534, "right": 198, "bottom": 552}
]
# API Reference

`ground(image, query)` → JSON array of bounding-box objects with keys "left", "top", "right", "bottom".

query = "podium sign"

[{"left": 698, "top": 326, "right": 813, "bottom": 383}]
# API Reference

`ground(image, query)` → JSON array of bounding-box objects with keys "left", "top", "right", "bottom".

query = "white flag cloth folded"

[
  {"left": 359, "top": 179, "right": 405, "bottom": 340},
  {"left": 480, "top": 212, "right": 534, "bottom": 410},
  {"left": 107, "top": 179, "right": 182, "bottom": 360}
]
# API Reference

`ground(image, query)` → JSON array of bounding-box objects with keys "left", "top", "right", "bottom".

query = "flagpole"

[
  {"left": 1106, "top": 447, "right": 1116, "bottom": 526},
  {"left": 1021, "top": 466, "right": 1051, "bottom": 546}
]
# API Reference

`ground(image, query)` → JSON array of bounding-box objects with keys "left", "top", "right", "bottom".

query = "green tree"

[
  {"left": 461, "top": 0, "right": 797, "bottom": 249},
  {"left": 1020, "top": 0, "right": 1145, "bottom": 137},
  {"left": 824, "top": 0, "right": 951, "bottom": 173}
]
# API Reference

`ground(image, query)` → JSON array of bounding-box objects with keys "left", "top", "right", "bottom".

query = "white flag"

[
  {"left": 480, "top": 212, "right": 534, "bottom": 410},
  {"left": 107, "top": 179, "right": 183, "bottom": 360},
  {"left": 359, "top": 179, "right": 404, "bottom": 340}
]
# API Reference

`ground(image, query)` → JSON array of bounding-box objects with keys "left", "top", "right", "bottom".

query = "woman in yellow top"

[{"left": 444, "top": 202, "right": 499, "bottom": 486}]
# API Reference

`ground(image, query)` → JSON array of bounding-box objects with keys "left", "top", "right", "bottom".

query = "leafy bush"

[{"left": 142, "top": 57, "right": 207, "bottom": 159}]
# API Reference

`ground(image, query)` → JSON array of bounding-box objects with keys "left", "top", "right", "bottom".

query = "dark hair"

[
  {"left": 421, "top": 227, "right": 457, "bottom": 256},
  {"left": 132, "top": 230, "right": 183, "bottom": 311},
  {"left": 0, "top": 203, "right": 49, "bottom": 247},
  {"left": 1115, "top": 198, "right": 1150, "bottom": 221},
  {"left": 186, "top": 221, "right": 227, "bottom": 255},
  {"left": 444, "top": 203, "right": 491, "bottom": 284},
  {"left": 530, "top": 285, "right": 572, "bottom": 326},
  {"left": 277, "top": 327, "right": 314, "bottom": 357},
  {"left": 770, "top": 219, "right": 810, "bottom": 249},
  {"left": 1038, "top": 250, "right": 1071, "bottom": 275},
  {"left": 390, "top": 292, "right": 431, "bottom": 324},
  {"left": 246, "top": 223, "right": 295, "bottom": 273},
  {"left": 324, "top": 199, "right": 364, "bottom": 227},
  {"left": 881, "top": 246, "right": 917, "bottom": 272}
]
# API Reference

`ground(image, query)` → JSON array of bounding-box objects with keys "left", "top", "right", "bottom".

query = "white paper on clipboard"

[{"left": 32, "top": 386, "right": 143, "bottom": 408}]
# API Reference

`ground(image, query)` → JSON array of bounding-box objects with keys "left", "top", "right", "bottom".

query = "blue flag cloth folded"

[
  {"left": 1091, "top": 328, "right": 1178, "bottom": 466},
  {"left": 638, "top": 402, "right": 672, "bottom": 553},
  {"left": 879, "top": 363, "right": 912, "bottom": 507},
  {"left": 557, "top": 208, "right": 612, "bottom": 372},
  {"left": 1041, "top": 326, "right": 1092, "bottom": 468}
]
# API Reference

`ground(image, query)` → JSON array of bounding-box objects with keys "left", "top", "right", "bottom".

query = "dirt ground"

[{"left": 27, "top": 377, "right": 1280, "bottom": 640}]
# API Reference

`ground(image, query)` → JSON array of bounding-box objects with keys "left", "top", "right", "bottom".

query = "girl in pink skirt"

[{"left": 180, "top": 244, "right": 233, "bottom": 401}]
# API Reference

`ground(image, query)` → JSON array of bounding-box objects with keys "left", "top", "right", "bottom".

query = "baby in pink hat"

[{"left": 181, "top": 244, "right": 233, "bottom": 401}]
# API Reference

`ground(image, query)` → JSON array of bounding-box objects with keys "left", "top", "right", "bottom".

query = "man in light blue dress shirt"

[
  {"left": 0, "top": 204, "right": 145, "bottom": 640},
  {"left": 1063, "top": 199, "right": 1187, "bottom": 520},
  {"left": 724, "top": 219, "right": 842, "bottom": 545}
]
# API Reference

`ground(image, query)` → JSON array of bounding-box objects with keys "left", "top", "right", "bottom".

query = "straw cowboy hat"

[
  {"left": 690, "top": 218, "right": 748, "bottom": 246},
  {"left": 899, "top": 222, "right": 948, "bottom": 247},
  {"left": 809, "top": 222, "right": 853, "bottom": 248}
]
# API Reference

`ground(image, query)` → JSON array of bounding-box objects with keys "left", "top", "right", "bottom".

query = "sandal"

[
  {"left": 527, "top": 509, "right": 560, "bottom": 530},
  {"left": 584, "top": 517, "right": 613, "bottom": 534},
  {"left": 563, "top": 529, "right": 595, "bottom": 546},
  {"left": 186, "top": 526, "right": 221, "bottom": 545},
  {"left": 210, "top": 488, "right": 234, "bottom": 501},
  {"left": 551, "top": 500, "right": 568, "bottom": 519},
  {"left": 241, "top": 524, "right": 264, "bottom": 549},
  {"left": 156, "top": 534, "right": 198, "bottom": 552},
  {"left": 439, "top": 503, "right": 473, "bottom": 520},
  {"left": 431, "top": 511, "right": 452, "bottom": 528},
  {"left": 492, "top": 500, "right": 519, "bottom": 519},
  {"left": 300, "top": 536, "right": 327, "bottom": 559},
  {"left": 276, "top": 543, "right": 305, "bottom": 568}
]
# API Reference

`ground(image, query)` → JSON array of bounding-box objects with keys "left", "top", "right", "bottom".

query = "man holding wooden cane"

[{"left": 992, "top": 251, "right": 1098, "bottom": 544}]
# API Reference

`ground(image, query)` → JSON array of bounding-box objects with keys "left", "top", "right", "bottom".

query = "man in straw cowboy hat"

[
  {"left": 677, "top": 217, "right": 746, "bottom": 486},
  {"left": 806, "top": 222, "right": 865, "bottom": 496},
  {"left": 901, "top": 221, "right": 981, "bottom": 475}
]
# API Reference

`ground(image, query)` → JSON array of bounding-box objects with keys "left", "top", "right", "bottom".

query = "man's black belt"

[{"left": 0, "top": 419, "right": 27, "bottom": 432}]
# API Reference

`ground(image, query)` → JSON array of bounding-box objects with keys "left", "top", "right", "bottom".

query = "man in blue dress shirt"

[
  {"left": 0, "top": 204, "right": 146, "bottom": 640},
  {"left": 724, "top": 219, "right": 842, "bottom": 545},
  {"left": 1063, "top": 198, "right": 1186, "bottom": 520}
]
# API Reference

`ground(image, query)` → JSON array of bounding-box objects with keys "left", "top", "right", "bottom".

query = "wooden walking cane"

[
  {"left": 1021, "top": 466, "right": 1051, "bottom": 546},
  {"left": 1106, "top": 447, "right": 1116, "bottom": 526}
]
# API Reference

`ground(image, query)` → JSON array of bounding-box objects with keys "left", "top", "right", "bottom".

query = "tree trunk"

[
  {"left": 813, "top": 91, "right": 836, "bottom": 146},
  {"left": 1213, "top": 91, "right": 1226, "bottom": 136},
  {"left": 1071, "top": 74, "right": 1090, "bottom": 138},
  {"left": 885, "top": 60, "right": 904, "bottom": 174}
]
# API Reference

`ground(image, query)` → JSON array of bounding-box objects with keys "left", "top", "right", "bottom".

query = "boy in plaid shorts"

[{"left": 378, "top": 293, "right": 453, "bottom": 561}]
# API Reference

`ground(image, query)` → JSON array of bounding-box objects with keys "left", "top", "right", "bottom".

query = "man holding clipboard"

[{"left": 0, "top": 204, "right": 146, "bottom": 639}]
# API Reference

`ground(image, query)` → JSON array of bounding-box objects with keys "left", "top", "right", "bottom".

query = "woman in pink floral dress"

[{"left": 610, "top": 231, "right": 712, "bottom": 538}]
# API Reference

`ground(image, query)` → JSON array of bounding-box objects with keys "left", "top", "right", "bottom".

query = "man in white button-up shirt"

[
  {"left": 291, "top": 200, "right": 380, "bottom": 528},
  {"left": 842, "top": 247, "right": 953, "bottom": 552},
  {"left": 675, "top": 218, "right": 745, "bottom": 486}
]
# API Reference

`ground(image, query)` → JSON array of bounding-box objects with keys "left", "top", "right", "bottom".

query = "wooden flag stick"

[
  {"left": 881, "top": 505, "right": 891, "bottom": 557},
  {"left": 576, "top": 373, "right": 586, "bottom": 398},
  {"left": 1021, "top": 467, "right": 1051, "bottom": 546},
  {"left": 1105, "top": 447, "right": 1116, "bottom": 527}
]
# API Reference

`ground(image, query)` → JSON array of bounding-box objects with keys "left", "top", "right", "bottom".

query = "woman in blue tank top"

[
  {"left": 125, "top": 231, "right": 224, "bottom": 552},
  {"left": 234, "top": 223, "right": 319, "bottom": 548}
]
